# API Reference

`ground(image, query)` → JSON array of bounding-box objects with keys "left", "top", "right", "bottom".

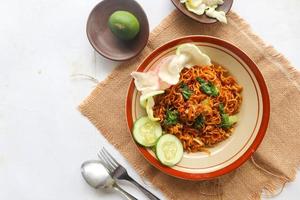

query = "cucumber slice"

[
  {"left": 133, "top": 117, "right": 162, "bottom": 147},
  {"left": 155, "top": 134, "right": 183, "bottom": 166},
  {"left": 140, "top": 90, "right": 164, "bottom": 108}
]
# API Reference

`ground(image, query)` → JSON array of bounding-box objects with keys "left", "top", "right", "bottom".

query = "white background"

[{"left": 0, "top": 0, "right": 299, "bottom": 199}]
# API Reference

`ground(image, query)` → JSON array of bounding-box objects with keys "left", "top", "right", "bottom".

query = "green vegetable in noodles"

[
  {"left": 220, "top": 114, "right": 238, "bottom": 129},
  {"left": 219, "top": 103, "right": 225, "bottom": 114},
  {"left": 196, "top": 77, "right": 219, "bottom": 97},
  {"left": 219, "top": 103, "right": 238, "bottom": 129},
  {"left": 194, "top": 115, "right": 204, "bottom": 129},
  {"left": 210, "top": 84, "right": 219, "bottom": 97},
  {"left": 180, "top": 83, "right": 193, "bottom": 100},
  {"left": 164, "top": 109, "right": 179, "bottom": 126}
]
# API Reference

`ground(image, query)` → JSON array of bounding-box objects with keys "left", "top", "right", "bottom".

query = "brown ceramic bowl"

[
  {"left": 86, "top": 0, "right": 149, "bottom": 61},
  {"left": 170, "top": 0, "right": 233, "bottom": 24}
]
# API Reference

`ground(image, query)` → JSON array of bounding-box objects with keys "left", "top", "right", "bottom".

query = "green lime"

[{"left": 108, "top": 10, "right": 140, "bottom": 40}]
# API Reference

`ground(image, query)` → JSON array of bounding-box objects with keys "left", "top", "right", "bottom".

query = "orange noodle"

[{"left": 153, "top": 64, "right": 242, "bottom": 153}]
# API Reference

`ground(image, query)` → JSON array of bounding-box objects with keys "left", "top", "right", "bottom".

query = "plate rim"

[{"left": 125, "top": 35, "right": 270, "bottom": 180}]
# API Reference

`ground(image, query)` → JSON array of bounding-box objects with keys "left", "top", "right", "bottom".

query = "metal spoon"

[{"left": 81, "top": 160, "right": 137, "bottom": 200}]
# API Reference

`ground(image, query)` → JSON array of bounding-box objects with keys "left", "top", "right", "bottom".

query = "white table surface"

[{"left": 0, "top": 0, "right": 299, "bottom": 199}]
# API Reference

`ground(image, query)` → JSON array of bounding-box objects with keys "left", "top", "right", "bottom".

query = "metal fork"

[{"left": 98, "top": 148, "right": 161, "bottom": 200}]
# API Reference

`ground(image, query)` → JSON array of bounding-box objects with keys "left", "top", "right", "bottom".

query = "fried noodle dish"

[{"left": 153, "top": 64, "right": 243, "bottom": 153}]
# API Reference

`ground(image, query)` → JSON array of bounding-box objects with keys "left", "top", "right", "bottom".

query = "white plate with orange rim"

[{"left": 126, "top": 35, "right": 270, "bottom": 180}]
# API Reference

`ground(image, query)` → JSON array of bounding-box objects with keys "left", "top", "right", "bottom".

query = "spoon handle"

[{"left": 113, "top": 183, "right": 138, "bottom": 200}]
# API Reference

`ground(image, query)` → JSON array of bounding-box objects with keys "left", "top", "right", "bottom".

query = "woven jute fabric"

[{"left": 79, "top": 10, "right": 300, "bottom": 200}]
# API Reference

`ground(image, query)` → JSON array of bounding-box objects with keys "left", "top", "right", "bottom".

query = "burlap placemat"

[{"left": 79, "top": 10, "right": 300, "bottom": 200}]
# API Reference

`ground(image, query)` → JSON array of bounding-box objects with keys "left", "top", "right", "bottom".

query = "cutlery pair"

[{"left": 98, "top": 147, "right": 160, "bottom": 200}]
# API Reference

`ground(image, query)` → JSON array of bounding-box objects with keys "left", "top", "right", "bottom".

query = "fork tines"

[{"left": 97, "top": 147, "right": 119, "bottom": 173}]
